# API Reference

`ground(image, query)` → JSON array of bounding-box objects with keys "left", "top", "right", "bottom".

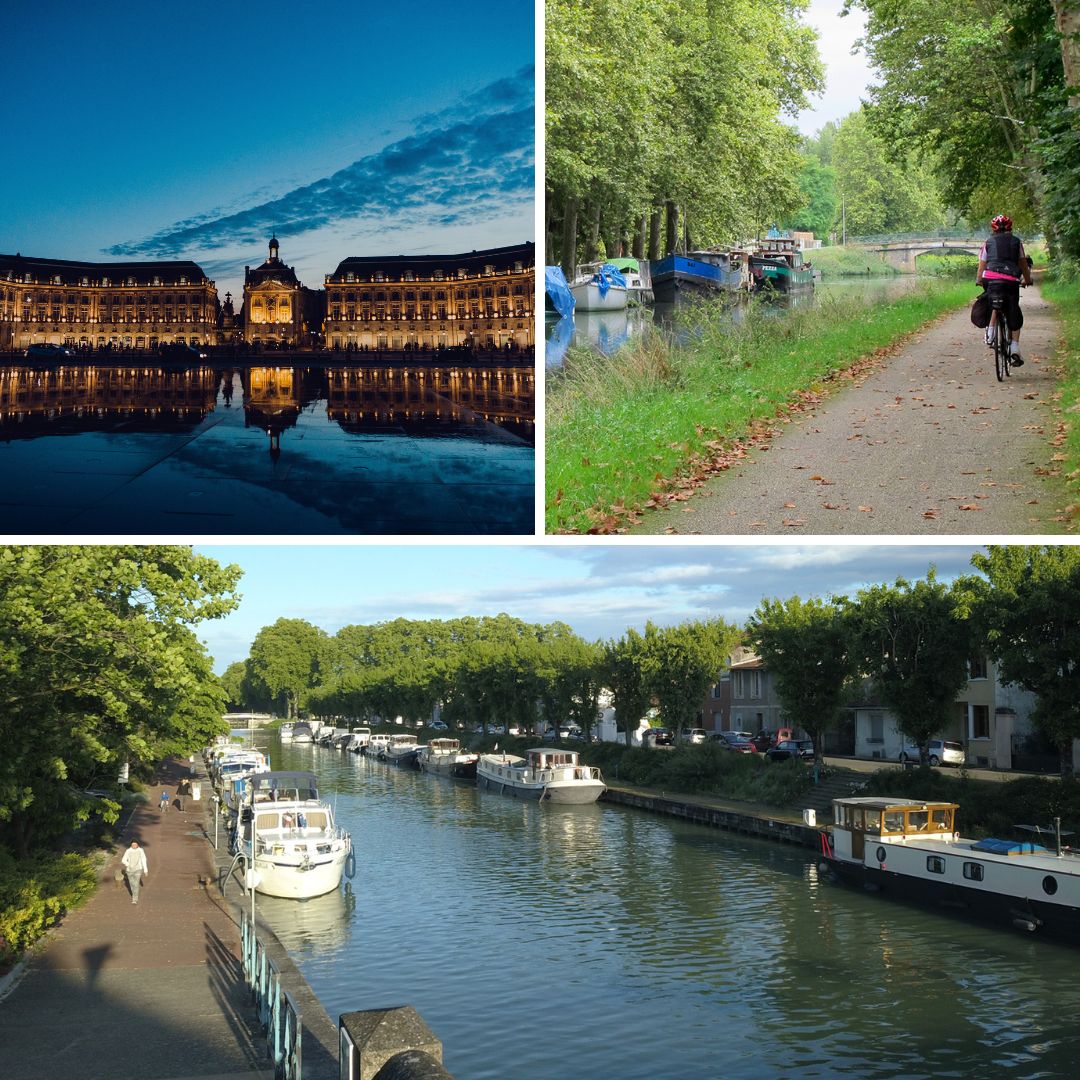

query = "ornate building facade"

[
  {"left": 0, "top": 253, "right": 218, "bottom": 351},
  {"left": 242, "top": 237, "right": 306, "bottom": 347},
  {"left": 323, "top": 242, "right": 534, "bottom": 352}
]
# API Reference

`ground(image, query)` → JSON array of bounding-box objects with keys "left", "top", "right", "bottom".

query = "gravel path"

[{"left": 635, "top": 284, "right": 1062, "bottom": 535}]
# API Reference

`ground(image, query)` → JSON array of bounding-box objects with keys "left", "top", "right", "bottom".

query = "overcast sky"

[
  {"left": 797, "top": 0, "right": 873, "bottom": 135},
  {"left": 196, "top": 542, "right": 988, "bottom": 673},
  {"left": 1, "top": 0, "right": 534, "bottom": 301}
]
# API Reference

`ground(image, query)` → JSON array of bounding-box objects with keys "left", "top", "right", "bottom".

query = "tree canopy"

[{"left": 0, "top": 546, "right": 241, "bottom": 857}]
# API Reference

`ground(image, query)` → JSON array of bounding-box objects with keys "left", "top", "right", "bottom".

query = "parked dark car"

[
  {"left": 765, "top": 739, "right": 815, "bottom": 762},
  {"left": 643, "top": 727, "right": 674, "bottom": 748},
  {"left": 713, "top": 730, "right": 756, "bottom": 753},
  {"left": 25, "top": 342, "right": 74, "bottom": 357}
]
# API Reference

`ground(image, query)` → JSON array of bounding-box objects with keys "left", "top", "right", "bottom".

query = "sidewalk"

[{"left": 0, "top": 758, "right": 273, "bottom": 1080}]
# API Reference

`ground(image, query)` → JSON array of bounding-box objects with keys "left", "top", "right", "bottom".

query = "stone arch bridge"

[{"left": 862, "top": 237, "right": 983, "bottom": 272}]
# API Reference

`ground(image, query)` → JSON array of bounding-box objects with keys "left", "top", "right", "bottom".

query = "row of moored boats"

[
  {"left": 283, "top": 720, "right": 607, "bottom": 805},
  {"left": 549, "top": 236, "right": 815, "bottom": 314}
]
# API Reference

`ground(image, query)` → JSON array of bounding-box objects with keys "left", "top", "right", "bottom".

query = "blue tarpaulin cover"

[
  {"left": 971, "top": 838, "right": 1049, "bottom": 856},
  {"left": 545, "top": 266, "right": 576, "bottom": 320},
  {"left": 593, "top": 263, "right": 627, "bottom": 299}
]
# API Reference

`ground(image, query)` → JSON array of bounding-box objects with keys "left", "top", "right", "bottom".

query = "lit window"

[{"left": 927, "top": 856, "right": 946, "bottom": 874}]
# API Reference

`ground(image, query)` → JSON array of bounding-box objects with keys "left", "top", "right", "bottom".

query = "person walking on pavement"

[
  {"left": 177, "top": 777, "right": 191, "bottom": 812},
  {"left": 159, "top": 788, "right": 170, "bottom": 812},
  {"left": 121, "top": 840, "right": 148, "bottom": 905}
]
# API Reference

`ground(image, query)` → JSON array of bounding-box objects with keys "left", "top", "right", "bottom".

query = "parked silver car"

[{"left": 898, "top": 739, "right": 965, "bottom": 767}]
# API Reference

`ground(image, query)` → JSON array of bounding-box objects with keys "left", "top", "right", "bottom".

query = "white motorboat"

[
  {"left": 476, "top": 747, "right": 606, "bottom": 804},
  {"left": 822, "top": 796, "right": 1080, "bottom": 943},
  {"left": 280, "top": 722, "right": 295, "bottom": 742},
  {"left": 569, "top": 263, "right": 629, "bottom": 312},
  {"left": 364, "top": 733, "right": 391, "bottom": 756},
  {"left": 290, "top": 722, "right": 314, "bottom": 744},
  {"left": 347, "top": 727, "right": 372, "bottom": 753},
  {"left": 235, "top": 771, "right": 353, "bottom": 900},
  {"left": 382, "top": 733, "right": 420, "bottom": 766},
  {"left": 417, "top": 738, "right": 478, "bottom": 779}
]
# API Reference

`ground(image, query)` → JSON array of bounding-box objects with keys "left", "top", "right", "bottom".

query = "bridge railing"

[{"left": 847, "top": 230, "right": 983, "bottom": 244}]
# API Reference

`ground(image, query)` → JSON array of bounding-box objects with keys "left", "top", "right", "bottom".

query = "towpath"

[
  {"left": 0, "top": 757, "right": 333, "bottom": 1080},
  {"left": 634, "top": 284, "right": 1064, "bottom": 534}
]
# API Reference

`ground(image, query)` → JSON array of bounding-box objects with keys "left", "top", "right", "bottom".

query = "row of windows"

[
  {"left": 13, "top": 292, "right": 208, "bottom": 306},
  {"left": 923, "top": 855, "right": 1058, "bottom": 895},
  {"left": 5, "top": 273, "right": 195, "bottom": 287},
  {"left": 337, "top": 262, "right": 526, "bottom": 284},
  {"left": 18, "top": 314, "right": 206, "bottom": 324},
  {"left": 327, "top": 285, "right": 527, "bottom": 303}
]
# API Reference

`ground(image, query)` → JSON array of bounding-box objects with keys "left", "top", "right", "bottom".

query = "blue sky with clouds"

[
  {"left": 1, "top": 0, "right": 534, "bottom": 300},
  {"left": 195, "top": 543, "right": 989, "bottom": 673}
]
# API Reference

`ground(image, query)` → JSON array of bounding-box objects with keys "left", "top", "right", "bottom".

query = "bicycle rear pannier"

[{"left": 970, "top": 292, "right": 991, "bottom": 328}]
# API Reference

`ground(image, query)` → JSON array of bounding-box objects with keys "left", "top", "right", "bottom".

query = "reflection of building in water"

[
  {"left": 241, "top": 366, "right": 324, "bottom": 456},
  {"left": 0, "top": 253, "right": 218, "bottom": 352},
  {"left": 323, "top": 243, "right": 534, "bottom": 352},
  {"left": 326, "top": 366, "right": 534, "bottom": 441},
  {"left": 0, "top": 364, "right": 219, "bottom": 437},
  {"left": 242, "top": 237, "right": 324, "bottom": 349}
]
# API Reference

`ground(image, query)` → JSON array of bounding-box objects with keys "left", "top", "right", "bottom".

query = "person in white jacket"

[{"left": 121, "top": 841, "right": 149, "bottom": 905}]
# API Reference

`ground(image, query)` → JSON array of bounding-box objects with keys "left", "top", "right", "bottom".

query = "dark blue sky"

[{"left": 2, "top": 0, "right": 535, "bottom": 299}]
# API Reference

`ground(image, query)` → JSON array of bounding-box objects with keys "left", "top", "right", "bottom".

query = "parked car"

[
  {"left": 898, "top": 739, "right": 965, "bottom": 767},
  {"left": 427, "top": 720, "right": 448, "bottom": 731},
  {"left": 713, "top": 730, "right": 756, "bottom": 753},
  {"left": 681, "top": 728, "right": 708, "bottom": 745},
  {"left": 25, "top": 342, "right": 74, "bottom": 357},
  {"left": 642, "top": 727, "right": 674, "bottom": 748},
  {"left": 765, "top": 739, "right": 816, "bottom": 762},
  {"left": 542, "top": 725, "right": 579, "bottom": 741}
]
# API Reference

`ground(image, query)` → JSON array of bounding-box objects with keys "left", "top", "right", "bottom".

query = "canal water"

[
  {"left": 256, "top": 736, "right": 1080, "bottom": 1080},
  {"left": 0, "top": 362, "right": 533, "bottom": 533},
  {"left": 545, "top": 278, "right": 925, "bottom": 369}
]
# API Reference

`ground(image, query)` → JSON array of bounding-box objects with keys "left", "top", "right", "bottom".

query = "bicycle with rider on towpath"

[{"left": 976, "top": 214, "right": 1033, "bottom": 366}]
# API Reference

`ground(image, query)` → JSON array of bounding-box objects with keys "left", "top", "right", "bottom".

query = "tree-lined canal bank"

[{"left": 254, "top": 736, "right": 1080, "bottom": 1080}]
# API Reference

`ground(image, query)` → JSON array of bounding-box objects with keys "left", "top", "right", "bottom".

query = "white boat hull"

[
  {"left": 477, "top": 754, "right": 606, "bottom": 804},
  {"left": 569, "top": 281, "right": 628, "bottom": 312},
  {"left": 252, "top": 846, "right": 348, "bottom": 899}
]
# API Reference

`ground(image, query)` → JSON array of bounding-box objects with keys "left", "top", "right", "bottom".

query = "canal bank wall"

[{"left": 602, "top": 784, "right": 822, "bottom": 849}]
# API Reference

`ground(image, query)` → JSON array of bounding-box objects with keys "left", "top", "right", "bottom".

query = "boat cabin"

[
  {"left": 525, "top": 748, "right": 581, "bottom": 770},
  {"left": 831, "top": 796, "right": 958, "bottom": 861},
  {"left": 387, "top": 733, "right": 418, "bottom": 749},
  {"left": 428, "top": 738, "right": 461, "bottom": 753}
]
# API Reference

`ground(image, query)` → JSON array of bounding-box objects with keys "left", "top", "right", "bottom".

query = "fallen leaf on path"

[
  {"left": 858, "top": 505, "right": 873, "bottom": 513},
  {"left": 782, "top": 519, "right": 807, "bottom": 527},
  {"left": 749, "top": 520, "right": 768, "bottom": 527},
  {"left": 923, "top": 509, "right": 940, "bottom": 519},
  {"left": 823, "top": 502, "right": 841, "bottom": 510},
  {"left": 959, "top": 504, "right": 983, "bottom": 511}
]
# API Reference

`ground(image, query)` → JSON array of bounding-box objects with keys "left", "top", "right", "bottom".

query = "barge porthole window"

[
  {"left": 876, "top": 846, "right": 887, "bottom": 863},
  {"left": 927, "top": 856, "right": 946, "bottom": 874},
  {"left": 1043, "top": 876, "right": 1058, "bottom": 895},
  {"left": 963, "top": 862, "right": 984, "bottom": 881}
]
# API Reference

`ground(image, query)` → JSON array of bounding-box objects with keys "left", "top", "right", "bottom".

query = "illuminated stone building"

[
  {"left": 323, "top": 242, "right": 534, "bottom": 353},
  {"left": 0, "top": 253, "right": 218, "bottom": 352},
  {"left": 243, "top": 237, "right": 307, "bottom": 347}
]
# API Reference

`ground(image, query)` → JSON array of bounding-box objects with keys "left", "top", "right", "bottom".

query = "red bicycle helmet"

[{"left": 990, "top": 214, "right": 1013, "bottom": 232}]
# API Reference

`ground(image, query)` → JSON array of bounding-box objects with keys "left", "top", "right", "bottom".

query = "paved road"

[{"left": 635, "top": 284, "right": 1062, "bottom": 534}]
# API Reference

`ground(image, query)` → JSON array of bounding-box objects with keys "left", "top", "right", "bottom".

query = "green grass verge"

[
  {"left": 1041, "top": 270, "right": 1080, "bottom": 525},
  {"left": 809, "top": 246, "right": 899, "bottom": 277},
  {"left": 546, "top": 279, "right": 973, "bottom": 533}
]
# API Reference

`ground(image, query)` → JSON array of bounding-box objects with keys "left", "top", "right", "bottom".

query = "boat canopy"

[
  {"left": 545, "top": 266, "right": 575, "bottom": 319},
  {"left": 250, "top": 771, "right": 319, "bottom": 802},
  {"left": 832, "top": 796, "right": 957, "bottom": 837}
]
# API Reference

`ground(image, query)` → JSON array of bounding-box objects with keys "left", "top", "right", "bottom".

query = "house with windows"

[{"left": 703, "top": 648, "right": 1040, "bottom": 769}]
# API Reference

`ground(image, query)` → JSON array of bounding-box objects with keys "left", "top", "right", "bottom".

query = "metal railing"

[{"left": 241, "top": 909, "right": 303, "bottom": 1080}]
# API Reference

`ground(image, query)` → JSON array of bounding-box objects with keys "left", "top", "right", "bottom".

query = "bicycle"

[{"left": 989, "top": 292, "right": 1011, "bottom": 382}]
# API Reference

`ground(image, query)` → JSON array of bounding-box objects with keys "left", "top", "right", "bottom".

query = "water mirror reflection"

[{"left": 0, "top": 360, "right": 533, "bottom": 533}]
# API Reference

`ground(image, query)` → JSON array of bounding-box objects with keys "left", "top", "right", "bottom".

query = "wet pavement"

[{"left": 0, "top": 363, "right": 534, "bottom": 534}]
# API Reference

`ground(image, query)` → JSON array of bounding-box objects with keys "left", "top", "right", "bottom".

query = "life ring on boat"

[{"left": 344, "top": 848, "right": 356, "bottom": 880}]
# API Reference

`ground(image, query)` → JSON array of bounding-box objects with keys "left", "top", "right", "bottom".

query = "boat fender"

[
  {"left": 1012, "top": 917, "right": 1038, "bottom": 933},
  {"left": 345, "top": 849, "right": 356, "bottom": 880}
]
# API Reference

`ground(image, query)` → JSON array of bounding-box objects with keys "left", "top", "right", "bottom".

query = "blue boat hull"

[{"left": 651, "top": 255, "right": 741, "bottom": 302}]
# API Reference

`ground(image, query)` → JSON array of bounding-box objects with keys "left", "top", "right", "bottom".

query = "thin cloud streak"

[{"left": 107, "top": 70, "right": 534, "bottom": 260}]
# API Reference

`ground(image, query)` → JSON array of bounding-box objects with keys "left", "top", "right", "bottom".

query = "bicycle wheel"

[
  {"left": 1000, "top": 319, "right": 1012, "bottom": 378},
  {"left": 994, "top": 318, "right": 1006, "bottom": 381}
]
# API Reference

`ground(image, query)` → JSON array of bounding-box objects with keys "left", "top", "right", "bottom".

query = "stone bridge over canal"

[{"left": 859, "top": 236, "right": 983, "bottom": 272}]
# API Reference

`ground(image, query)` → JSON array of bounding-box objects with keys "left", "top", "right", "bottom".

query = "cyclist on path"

[{"left": 976, "top": 214, "right": 1033, "bottom": 366}]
